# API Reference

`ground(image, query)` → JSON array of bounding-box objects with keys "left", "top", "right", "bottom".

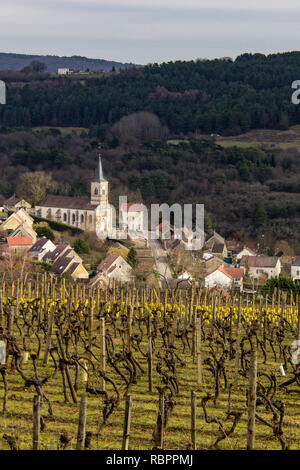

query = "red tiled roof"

[
  {"left": 7, "top": 236, "right": 33, "bottom": 246},
  {"left": 206, "top": 265, "right": 244, "bottom": 279},
  {"left": 222, "top": 267, "right": 244, "bottom": 279}
]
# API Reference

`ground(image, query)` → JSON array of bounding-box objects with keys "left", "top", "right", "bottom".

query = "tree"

[
  {"left": 126, "top": 247, "right": 139, "bottom": 268},
  {"left": 16, "top": 171, "right": 57, "bottom": 206},
  {"left": 21, "top": 60, "right": 47, "bottom": 74},
  {"left": 73, "top": 239, "right": 90, "bottom": 255},
  {"left": 35, "top": 225, "right": 55, "bottom": 241}
]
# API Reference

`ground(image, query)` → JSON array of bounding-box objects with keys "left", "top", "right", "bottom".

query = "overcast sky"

[{"left": 1, "top": 0, "right": 300, "bottom": 64}]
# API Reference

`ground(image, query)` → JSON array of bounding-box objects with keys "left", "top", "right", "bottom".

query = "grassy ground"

[
  {"left": 216, "top": 126, "right": 300, "bottom": 151},
  {"left": 169, "top": 126, "right": 300, "bottom": 151},
  {"left": 0, "top": 313, "right": 299, "bottom": 451}
]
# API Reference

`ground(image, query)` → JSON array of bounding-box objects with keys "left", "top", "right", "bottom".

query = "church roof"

[
  {"left": 37, "top": 195, "right": 94, "bottom": 211},
  {"left": 96, "top": 156, "right": 107, "bottom": 183}
]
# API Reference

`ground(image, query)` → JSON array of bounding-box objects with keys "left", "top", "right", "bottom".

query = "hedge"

[{"left": 32, "top": 215, "right": 83, "bottom": 235}]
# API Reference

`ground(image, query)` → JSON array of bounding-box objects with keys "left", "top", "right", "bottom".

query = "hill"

[
  {"left": 1, "top": 51, "right": 300, "bottom": 133},
  {"left": 0, "top": 52, "right": 139, "bottom": 73},
  {"left": 0, "top": 128, "right": 299, "bottom": 252}
]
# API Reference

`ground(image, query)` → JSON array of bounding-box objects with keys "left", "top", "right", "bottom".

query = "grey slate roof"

[
  {"left": 293, "top": 256, "right": 300, "bottom": 266},
  {"left": 36, "top": 195, "right": 94, "bottom": 211}
]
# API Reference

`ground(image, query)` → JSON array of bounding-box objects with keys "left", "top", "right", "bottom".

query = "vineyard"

[{"left": 0, "top": 274, "right": 300, "bottom": 450}]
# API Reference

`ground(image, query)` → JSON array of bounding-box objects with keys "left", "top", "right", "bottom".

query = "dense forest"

[
  {"left": 0, "top": 127, "right": 299, "bottom": 250},
  {"left": 1, "top": 52, "right": 300, "bottom": 135}
]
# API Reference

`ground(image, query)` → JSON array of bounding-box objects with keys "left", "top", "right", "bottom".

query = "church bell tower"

[{"left": 91, "top": 154, "right": 109, "bottom": 206}]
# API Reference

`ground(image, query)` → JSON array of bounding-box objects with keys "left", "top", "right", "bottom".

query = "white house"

[
  {"left": 236, "top": 246, "right": 256, "bottom": 261},
  {"left": 58, "top": 68, "right": 72, "bottom": 75},
  {"left": 177, "top": 269, "right": 193, "bottom": 281},
  {"left": 27, "top": 237, "right": 56, "bottom": 261},
  {"left": 119, "top": 203, "right": 146, "bottom": 237},
  {"left": 205, "top": 266, "right": 244, "bottom": 291},
  {"left": 291, "top": 256, "right": 300, "bottom": 282},
  {"left": 96, "top": 253, "right": 133, "bottom": 283},
  {"left": 240, "top": 256, "right": 281, "bottom": 279}
]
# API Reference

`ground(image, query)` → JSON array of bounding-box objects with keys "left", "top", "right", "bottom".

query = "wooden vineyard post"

[
  {"left": 88, "top": 292, "right": 94, "bottom": 360},
  {"left": 192, "top": 307, "right": 196, "bottom": 362},
  {"left": 148, "top": 315, "right": 153, "bottom": 392},
  {"left": 100, "top": 318, "right": 106, "bottom": 392},
  {"left": 127, "top": 296, "right": 135, "bottom": 352},
  {"left": 43, "top": 304, "right": 54, "bottom": 365},
  {"left": 195, "top": 315, "right": 202, "bottom": 387},
  {"left": 33, "top": 395, "right": 41, "bottom": 450},
  {"left": 76, "top": 396, "right": 87, "bottom": 450},
  {"left": 122, "top": 395, "right": 133, "bottom": 450},
  {"left": 247, "top": 342, "right": 257, "bottom": 450},
  {"left": 263, "top": 294, "right": 268, "bottom": 353},
  {"left": 233, "top": 296, "right": 242, "bottom": 389},
  {"left": 296, "top": 293, "right": 300, "bottom": 341},
  {"left": 191, "top": 391, "right": 196, "bottom": 450},
  {"left": 211, "top": 293, "right": 216, "bottom": 339},
  {"left": 157, "top": 394, "right": 165, "bottom": 449},
  {"left": 0, "top": 283, "right": 4, "bottom": 334}
]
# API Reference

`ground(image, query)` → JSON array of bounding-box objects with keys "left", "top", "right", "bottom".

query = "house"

[
  {"left": 291, "top": 257, "right": 300, "bottom": 282},
  {"left": 6, "top": 236, "right": 34, "bottom": 254},
  {"left": 58, "top": 68, "right": 72, "bottom": 75},
  {"left": 27, "top": 237, "right": 56, "bottom": 261},
  {"left": 177, "top": 269, "right": 193, "bottom": 281},
  {"left": 8, "top": 222, "right": 37, "bottom": 243},
  {"left": 42, "top": 244, "right": 82, "bottom": 265},
  {"left": 3, "top": 196, "right": 31, "bottom": 213},
  {"left": 236, "top": 246, "right": 256, "bottom": 261},
  {"left": 280, "top": 255, "right": 297, "bottom": 277},
  {"left": 205, "top": 266, "right": 244, "bottom": 291},
  {"left": 49, "top": 255, "right": 89, "bottom": 280},
  {"left": 240, "top": 256, "right": 281, "bottom": 279},
  {"left": 204, "top": 231, "right": 225, "bottom": 249},
  {"left": 0, "top": 208, "right": 34, "bottom": 233},
  {"left": 210, "top": 242, "right": 228, "bottom": 258},
  {"left": 204, "top": 255, "right": 224, "bottom": 273},
  {"left": 96, "top": 253, "right": 133, "bottom": 283},
  {"left": 119, "top": 203, "right": 145, "bottom": 236},
  {"left": 88, "top": 271, "right": 110, "bottom": 288}
]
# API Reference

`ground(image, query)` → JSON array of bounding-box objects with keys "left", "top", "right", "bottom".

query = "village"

[{"left": 0, "top": 156, "right": 298, "bottom": 294}]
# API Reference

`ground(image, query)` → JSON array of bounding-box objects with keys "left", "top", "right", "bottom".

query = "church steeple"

[
  {"left": 96, "top": 156, "right": 107, "bottom": 183},
  {"left": 91, "top": 148, "right": 109, "bottom": 206}
]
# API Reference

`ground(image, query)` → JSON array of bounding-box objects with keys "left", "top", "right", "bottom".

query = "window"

[
  {"left": 81, "top": 214, "right": 84, "bottom": 223},
  {"left": 72, "top": 214, "right": 76, "bottom": 224},
  {"left": 63, "top": 213, "right": 67, "bottom": 222},
  {"left": 95, "top": 188, "right": 98, "bottom": 195}
]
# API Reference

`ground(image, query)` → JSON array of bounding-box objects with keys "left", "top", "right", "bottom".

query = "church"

[{"left": 35, "top": 157, "right": 113, "bottom": 233}]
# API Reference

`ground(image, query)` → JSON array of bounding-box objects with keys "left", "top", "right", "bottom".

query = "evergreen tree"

[{"left": 127, "top": 247, "right": 139, "bottom": 268}]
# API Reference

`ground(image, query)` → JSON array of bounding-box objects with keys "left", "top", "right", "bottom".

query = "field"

[
  {"left": 168, "top": 126, "right": 300, "bottom": 151},
  {"left": 0, "top": 275, "right": 299, "bottom": 451},
  {"left": 216, "top": 126, "right": 300, "bottom": 151}
]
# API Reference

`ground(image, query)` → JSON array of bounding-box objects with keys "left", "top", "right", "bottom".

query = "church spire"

[
  {"left": 96, "top": 144, "right": 107, "bottom": 182},
  {"left": 96, "top": 155, "right": 107, "bottom": 182}
]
